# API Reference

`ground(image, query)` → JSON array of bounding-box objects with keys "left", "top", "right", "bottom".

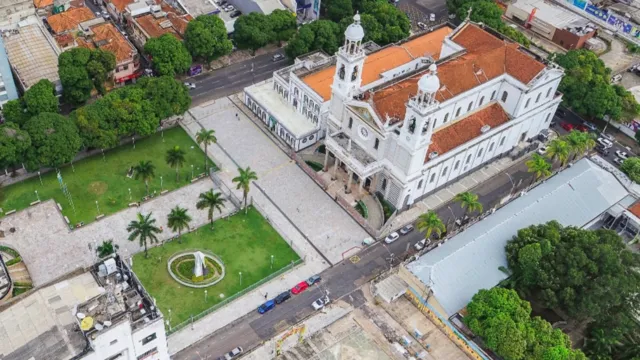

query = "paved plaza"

[
  {"left": 185, "top": 96, "right": 369, "bottom": 265},
  {"left": 0, "top": 179, "right": 229, "bottom": 286}
]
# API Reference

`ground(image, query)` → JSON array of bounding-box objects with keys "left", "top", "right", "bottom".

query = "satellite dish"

[
  {"left": 95, "top": 323, "right": 104, "bottom": 331},
  {"left": 80, "top": 316, "right": 94, "bottom": 331},
  {"left": 76, "top": 312, "right": 86, "bottom": 319},
  {"left": 103, "top": 321, "right": 112, "bottom": 327}
]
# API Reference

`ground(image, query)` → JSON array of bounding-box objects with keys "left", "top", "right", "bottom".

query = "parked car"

[
  {"left": 274, "top": 291, "right": 291, "bottom": 304},
  {"left": 600, "top": 132, "right": 615, "bottom": 141},
  {"left": 595, "top": 145, "right": 609, "bottom": 156},
  {"left": 291, "top": 281, "right": 309, "bottom": 295},
  {"left": 306, "top": 274, "right": 321, "bottom": 286},
  {"left": 399, "top": 224, "right": 414, "bottom": 235},
  {"left": 184, "top": 82, "right": 196, "bottom": 89},
  {"left": 612, "top": 74, "right": 623, "bottom": 83},
  {"left": 597, "top": 137, "right": 613, "bottom": 149},
  {"left": 560, "top": 121, "right": 573, "bottom": 131},
  {"left": 537, "top": 146, "right": 547, "bottom": 155},
  {"left": 417, "top": 22, "right": 427, "bottom": 30},
  {"left": 225, "top": 5, "right": 235, "bottom": 11},
  {"left": 614, "top": 157, "right": 625, "bottom": 166},
  {"left": 414, "top": 238, "right": 430, "bottom": 251},
  {"left": 230, "top": 10, "right": 241, "bottom": 18},
  {"left": 575, "top": 124, "right": 589, "bottom": 133},
  {"left": 429, "top": 13, "right": 436, "bottom": 21},
  {"left": 555, "top": 108, "right": 566, "bottom": 118},
  {"left": 581, "top": 121, "right": 597, "bottom": 131},
  {"left": 312, "top": 295, "right": 330, "bottom": 310},
  {"left": 384, "top": 232, "right": 400, "bottom": 244},
  {"left": 224, "top": 346, "right": 243, "bottom": 360},
  {"left": 362, "top": 237, "right": 375, "bottom": 246},
  {"left": 272, "top": 53, "right": 285, "bottom": 62},
  {"left": 257, "top": 299, "right": 276, "bottom": 314},
  {"left": 616, "top": 150, "right": 629, "bottom": 160}
]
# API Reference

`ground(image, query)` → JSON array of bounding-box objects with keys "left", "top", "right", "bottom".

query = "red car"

[
  {"left": 560, "top": 121, "right": 574, "bottom": 131},
  {"left": 575, "top": 124, "right": 589, "bottom": 133},
  {"left": 291, "top": 281, "right": 309, "bottom": 295}
]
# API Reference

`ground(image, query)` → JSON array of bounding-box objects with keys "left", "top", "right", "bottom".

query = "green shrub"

[
  {"left": 5, "top": 257, "right": 22, "bottom": 266},
  {"left": 12, "top": 287, "right": 30, "bottom": 296},
  {"left": 376, "top": 193, "right": 395, "bottom": 222},
  {"left": 97, "top": 240, "right": 118, "bottom": 258},
  {"left": 355, "top": 200, "right": 369, "bottom": 219},
  {"left": 305, "top": 161, "right": 323, "bottom": 172},
  {"left": 13, "top": 281, "right": 32, "bottom": 287},
  {"left": 0, "top": 246, "right": 20, "bottom": 258}
]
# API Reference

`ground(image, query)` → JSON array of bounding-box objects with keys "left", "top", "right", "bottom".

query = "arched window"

[
  {"left": 351, "top": 66, "right": 359, "bottom": 82},
  {"left": 348, "top": 117, "right": 353, "bottom": 128},
  {"left": 479, "top": 96, "right": 484, "bottom": 106},
  {"left": 430, "top": 173, "right": 436, "bottom": 183},
  {"left": 443, "top": 113, "right": 449, "bottom": 123},
  {"left": 477, "top": 148, "right": 483, "bottom": 157},
  {"left": 545, "top": 113, "right": 550, "bottom": 123},
  {"left": 491, "top": 90, "right": 496, "bottom": 100},
  {"left": 489, "top": 142, "right": 495, "bottom": 152},
  {"left": 313, "top": 115, "right": 318, "bottom": 124},
  {"left": 339, "top": 65, "right": 346, "bottom": 80},
  {"left": 294, "top": 88, "right": 299, "bottom": 96},
  {"left": 455, "top": 108, "right": 461, "bottom": 117},
  {"left": 466, "top": 154, "right": 472, "bottom": 164},
  {"left": 315, "top": 104, "right": 320, "bottom": 112},
  {"left": 546, "top": 88, "right": 552, "bottom": 98},
  {"left": 442, "top": 166, "right": 448, "bottom": 176},
  {"left": 500, "top": 136, "right": 506, "bottom": 146},
  {"left": 525, "top": 99, "right": 530, "bottom": 108},
  {"left": 304, "top": 95, "right": 308, "bottom": 105},
  {"left": 293, "top": 99, "right": 298, "bottom": 108},
  {"left": 501, "top": 91, "right": 508, "bottom": 102},
  {"left": 418, "top": 179, "right": 423, "bottom": 189},
  {"left": 467, "top": 102, "right": 472, "bottom": 112},
  {"left": 382, "top": 178, "right": 387, "bottom": 190},
  {"left": 536, "top": 93, "right": 541, "bottom": 103},
  {"left": 409, "top": 117, "right": 416, "bottom": 133},
  {"left": 454, "top": 160, "right": 460, "bottom": 170}
]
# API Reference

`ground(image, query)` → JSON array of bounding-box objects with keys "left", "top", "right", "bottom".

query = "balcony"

[{"left": 325, "top": 133, "right": 383, "bottom": 177}]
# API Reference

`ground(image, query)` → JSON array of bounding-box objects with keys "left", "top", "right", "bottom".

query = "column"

[
  {"left": 332, "top": 158, "right": 340, "bottom": 180},
  {"left": 359, "top": 176, "right": 366, "bottom": 195},
  {"left": 370, "top": 173, "right": 379, "bottom": 192},
  {"left": 323, "top": 151, "right": 330, "bottom": 171},
  {"left": 345, "top": 170, "right": 354, "bottom": 194}
]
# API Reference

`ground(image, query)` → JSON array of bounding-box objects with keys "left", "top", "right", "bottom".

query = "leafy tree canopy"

[
  {"left": 359, "top": 0, "right": 410, "bottom": 45},
  {"left": 144, "top": 33, "right": 193, "bottom": 76},
  {"left": 234, "top": 13, "right": 275, "bottom": 53},
  {"left": 322, "top": 0, "right": 354, "bottom": 22},
  {"left": 621, "top": 157, "right": 640, "bottom": 183},
  {"left": 23, "top": 112, "right": 82, "bottom": 169},
  {"left": 137, "top": 76, "right": 191, "bottom": 120},
  {"left": 0, "top": 123, "right": 31, "bottom": 170},
  {"left": 286, "top": 20, "right": 343, "bottom": 59},
  {"left": 2, "top": 79, "right": 58, "bottom": 126},
  {"left": 269, "top": 9, "right": 297, "bottom": 44},
  {"left": 184, "top": 15, "right": 233, "bottom": 62},
  {"left": 506, "top": 221, "right": 640, "bottom": 321},
  {"left": 59, "top": 47, "right": 115, "bottom": 105}
]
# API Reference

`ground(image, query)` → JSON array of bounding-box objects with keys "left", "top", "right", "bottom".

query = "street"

[
  {"left": 187, "top": 49, "right": 290, "bottom": 106},
  {"left": 174, "top": 151, "right": 540, "bottom": 360}
]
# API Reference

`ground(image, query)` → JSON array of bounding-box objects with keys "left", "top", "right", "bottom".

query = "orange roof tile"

[
  {"left": 109, "top": 0, "right": 134, "bottom": 12},
  {"left": 79, "top": 23, "right": 136, "bottom": 63},
  {"left": 629, "top": 202, "right": 640, "bottom": 219},
  {"left": 372, "top": 23, "right": 547, "bottom": 122},
  {"left": 428, "top": 102, "right": 510, "bottom": 160},
  {"left": 302, "top": 26, "right": 453, "bottom": 101},
  {"left": 134, "top": 11, "right": 191, "bottom": 40},
  {"left": 54, "top": 33, "right": 75, "bottom": 48},
  {"left": 47, "top": 7, "right": 95, "bottom": 34},
  {"left": 34, "top": 0, "right": 54, "bottom": 8}
]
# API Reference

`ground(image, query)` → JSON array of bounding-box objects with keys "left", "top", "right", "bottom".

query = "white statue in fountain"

[{"left": 193, "top": 251, "right": 206, "bottom": 278}]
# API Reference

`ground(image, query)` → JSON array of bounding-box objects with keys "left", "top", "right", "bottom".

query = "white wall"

[
  {"left": 132, "top": 319, "right": 169, "bottom": 360},
  {"left": 85, "top": 321, "right": 136, "bottom": 360}
]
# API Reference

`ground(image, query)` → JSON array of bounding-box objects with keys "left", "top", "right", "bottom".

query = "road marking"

[{"left": 349, "top": 255, "right": 360, "bottom": 264}]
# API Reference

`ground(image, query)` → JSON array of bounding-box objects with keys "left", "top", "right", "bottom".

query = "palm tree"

[
  {"left": 545, "top": 138, "right": 570, "bottom": 166},
  {"left": 166, "top": 145, "right": 186, "bottom": 182},
  {"left": 133, "top": 160, "right": 156, "bottom": 196},
  {"left": 167, "top": 206, "right": 192, "bottom": 243},
  {"left": 232, "top": 166, "right": 258, "bottom": 213},
  {"left": 565, "top": 130, "right": 596, "bottom": 160},
  {"left": 196, "top": 190, "right": 227, "bottom": 228},
  {"left": 526, "top": 154, "right": 552, "bottom": 186},
  {"left": 416, "top": 211, "right": 446, "bottom": 239},
  {"left": 127, "top": 212, "right": 161, "bottom": 258},
  {"left": 454, "top": 191, "right": 483, "bottom": 221},
  {"left": 196, "top": 129, "right": 217, "bottom": 174}
]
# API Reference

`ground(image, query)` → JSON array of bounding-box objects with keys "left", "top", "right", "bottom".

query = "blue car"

[{"left": 257, "top": 299, "right": 276, "bottom": 314}]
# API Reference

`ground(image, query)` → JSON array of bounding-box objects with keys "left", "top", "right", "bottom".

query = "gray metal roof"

[{"left": 406, "top": 158, "right": 629, "bottom": 316}]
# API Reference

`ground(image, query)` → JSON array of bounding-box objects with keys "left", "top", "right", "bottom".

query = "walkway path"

[{"left": 361, "top": 194, "right": 384, "bottom": 230}]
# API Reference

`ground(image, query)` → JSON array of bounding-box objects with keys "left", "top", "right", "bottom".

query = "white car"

[
  {"left": 225, "top": 5, "right": 235, "bottom": 11},
  {"left": 417, "top": 22, "right": 427, "bottom": 30},
  {"left": 414, "top": 239, "right": 430, "bottom": 251},
  {"left": 597, "top": 137, "right": 613, "bottom": 149},
  {"left": 224, "top": 346, "right": 243, "bottom": 360},
  {"left": 537, "top": 146, "right": 547, "bottom": 155},
  {"left": 312, "top": 295, "right": 330, "bottom": 310},
  {"left": 429, "top": 13, "right": 436, "bottom": 22},
  {"left": 614, "top": 158, "right": 625, "bottom": 166},
  {"left": 384, "top": 232, "right": 399, "bottom": 244},
  {"left": 184, "top": 82, "right": 196, "bottom": 89},
  {"left": 616, "top": 150, "right": 628, "bottom": 160}
]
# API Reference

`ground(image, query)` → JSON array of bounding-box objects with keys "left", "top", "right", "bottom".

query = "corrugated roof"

[
  {"left": 3, "top": 24, "right": 60, "bottom": 89},
  {"left": 406, "top": 158, "right": 628, "bottom": 316}
]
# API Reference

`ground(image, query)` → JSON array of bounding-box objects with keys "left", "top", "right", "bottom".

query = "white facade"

[{"left": 245, "top": 19, "right": 564, "bottom": 210}]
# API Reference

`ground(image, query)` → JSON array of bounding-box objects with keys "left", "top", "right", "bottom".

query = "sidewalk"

[{"left": 168, "top": 115, "right": 330, "bottom": 355}]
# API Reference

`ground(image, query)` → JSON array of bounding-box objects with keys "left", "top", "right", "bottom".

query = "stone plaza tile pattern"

[{"left": 0, "top": 179, "right": 229, "bottom": 287}]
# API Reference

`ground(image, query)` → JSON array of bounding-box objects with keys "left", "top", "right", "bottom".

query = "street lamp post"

[
  {"left": 95, "top": 200, "right": 100, "bottom": 215},
  {"left": 204, "top": 289, "right": 208, "bottom": 302},
  {"left": 447, "top": 206, "right": 456, "bottom": 226},
  {"left": 37, "top": 171, "right": 43, "bottom": 186},
  {"left": 505, "top": 172, "right": 516, "bottom": 195},
  {"left": 191, "top": 165, "right": 194, "bottom": 179},
  {"left": 132, "top": 137, "right": 135, "bottom": 149},
  {"left": 101, "top": 149, "right": 106, "bottom": 162},
  {"left": 239, "top": 272, "right": 242, "bottom": 286},
  {"left": 35, "top": 190, "right": 39, "bottom": 202},
  {"left": 270, "top": 255, "right": 274, "bottom": 269},
  {"left": 160, "top": 176, "right": 163, "bottom": 192},
  {"left": 128, "top": 188, "right": 132, "bottom": 201}
]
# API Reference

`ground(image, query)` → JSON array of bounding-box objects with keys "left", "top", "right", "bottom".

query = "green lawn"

[
  {"left": 0, "top": 127, "right": 208, "bottom": 225},
  {"left": 132, "top": 207, "right": 300, "bottom": 327}
]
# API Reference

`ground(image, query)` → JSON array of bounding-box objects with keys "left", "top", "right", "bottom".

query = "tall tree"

[
  {"left": 23, "top": 112, "right": 82, "bottom": 170},
  {"left": 232, "top": 166, "right": 258, "bottom": 213},
  {"left": 359, "top": 0, "right": 411, "bottom": 45},
  {"left": 234, "top": 13, "right": 275, "bottom": 55},
  {"left": 565, "top": 130, "right": 595, "bottom": 160},
  {"left": 505, "top": 221, "right": 640, "bottom": 321},
  {"left": 58, "top": 47, "right": 115, "bottom": 105},
  {"left": 286, "top": 20, "right": 343, "bottom": 59},
  {"left": 416, "top": 211, "right": 446, "bottom": 239},
  {"left": 133, "top": 160, "right": 156, "bottom": 196},
  {"left": 144, "top": 34, "right": 192, "bottom": 77},
  {"left": 0, "top": 123, "right": 31, "bottom": 174},
  {"left": 138, "top": 76, "right": 191, "bottom": 119},
  {"left": 196, "top": 129, "right": 217, "bottom": 173},
  {"left": 268, "top": 9, "right": 297, "bottom": 46},
  {"left": 322, "top": 0, "right": 353, "bottom": 22},
  {"left": 196, "top": 189, "right": 227, "bottom": 228},
  {"left": 525, "top": 153, "right": 552, "bottom": 186},
  {"left": 165, "top": 145, "right": 186, "bottom": 182},
  {"left": 127, "top": 212, "right": 161, "bottom": 258},
  {"left": 167, "top": 206, "right": 192, "bottom": 242},
  {"left": 454, "top": 191, "right": 483, "bottom": 220},
  {"left": 1, "top": 99, "right": 29, "bottom": 126},
  {"left": 184, "top": 15, "right": 233, "bottom": 62},
  {"left": 621, "top": 157, "right": 640, "bottom": 183},
  {"left": 545, "top": 138, "right": 570, "bottom": 166},
  {"left": 23, "top": 79, "right": 59, "bottom": 116}
]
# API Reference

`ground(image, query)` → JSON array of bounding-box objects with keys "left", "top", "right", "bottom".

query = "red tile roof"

[
  {"left": 78, "top": 23, "right": 136, "bottom": 63},
  {"left": 47, "top": 7, "right": 95, "bottom": 34},
  {"left": 372, "top": 23, "right": 546, "bottom": 123},
  {"left": 427, "top": 102, "right": 510, "bottom": 160},
  {"left": 629, "top": 202, "right": 640, "bottom": 219},
  {"left": 108, "top": 0, "right": 133, "bottom": 12},
  {"left": 34, "top": 0, "right": 54, "bottom": 8}
]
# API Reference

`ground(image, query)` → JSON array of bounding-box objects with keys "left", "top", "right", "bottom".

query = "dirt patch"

[{"left": 87, "top": 181, "right": 108, "bottom": 195}]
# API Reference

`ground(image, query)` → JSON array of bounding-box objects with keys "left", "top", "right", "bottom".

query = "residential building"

[
  {"left": 0, "top": 0, "right": 35, "bottom": 29},
  {"left": 78, "top": 21, "right": 140, "bottom": 83},
  {"left": 505, "top": 0, "right": 597, "bottom": 50},
  {"left": 125, "top": 2, "right": 191, "bottom": 47},
  {"left": 0, "top": 255, "right": 169, "bottom": 360},
  {"left": 244, "top": 18, "right": 564, "bottom": 210},
  {"left": 106, "top": 0, "right": 135, "bottom": 22},
  {"left": 296, "top": 0, "right": 320, "bottom": 22},
  {"left": 2, "top": 22, "right": 62, "bottom": 93},
  {"left": 398, "top": 158, "right": 631, "bottom": 318},
  {"left": 0, "top": 36, "right": 19, "bottom": 107},
  {"left": 47, "top": 6, "right": 96, "bottom": 35}
]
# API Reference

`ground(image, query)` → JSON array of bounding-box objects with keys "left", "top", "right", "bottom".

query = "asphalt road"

[
  {"left": 174, "top": 151, "right": 541, "bottom": 360},
  {"left": 187, "top": 49, "right": 290, "bottom": 106}
]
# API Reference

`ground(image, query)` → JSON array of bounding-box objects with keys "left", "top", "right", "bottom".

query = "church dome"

[
  {"left": 418, "top": 64, "right": 440, "bottom": 93},
  {"left": 345, "top": 13, "right": 365, "bottom": 42}
]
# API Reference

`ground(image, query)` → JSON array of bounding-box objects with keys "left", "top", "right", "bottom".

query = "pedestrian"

[{"left": 264, "top": 292, "right": 268, "bottom": 299}]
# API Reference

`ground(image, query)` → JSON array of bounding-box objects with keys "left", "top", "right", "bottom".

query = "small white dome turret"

[
  {"left": 418, "top": 63, "right": 440, "bottom": 93},
  {"left": 345, "top": 12, "right": 365, "bottom": 42}
]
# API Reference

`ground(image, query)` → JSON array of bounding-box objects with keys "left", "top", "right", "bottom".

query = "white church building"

[{"left": 244, "top": 16, "right": 564, "bottom": 210}]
